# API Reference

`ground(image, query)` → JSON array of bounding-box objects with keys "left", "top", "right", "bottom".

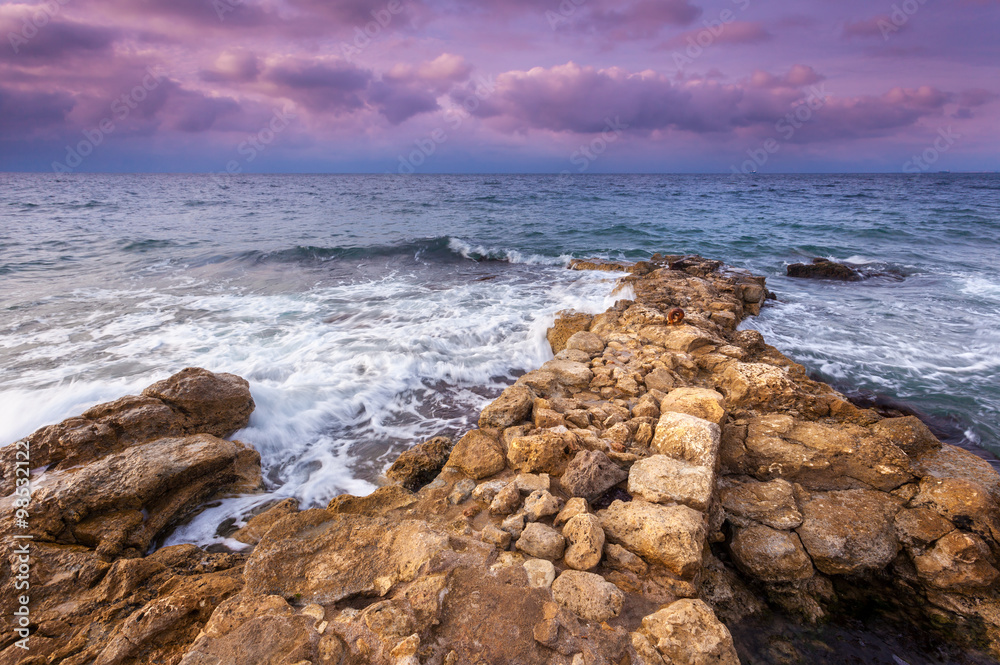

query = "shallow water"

[{"left": 1, "top": 172, "right": 998, "bottom": 546}]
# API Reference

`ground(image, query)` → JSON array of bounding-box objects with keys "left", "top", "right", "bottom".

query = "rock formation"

[{"left": 3, "top": 255, "right": 999, "bottom": 664}]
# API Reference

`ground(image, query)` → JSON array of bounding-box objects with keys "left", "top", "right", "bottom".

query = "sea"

[{"left": 2, "top": 173, "right": 998, "bottom": 549}]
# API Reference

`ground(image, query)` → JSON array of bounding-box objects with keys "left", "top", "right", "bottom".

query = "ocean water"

[{"left": 1, "top": 173, "right": 998, "bottom": 549}]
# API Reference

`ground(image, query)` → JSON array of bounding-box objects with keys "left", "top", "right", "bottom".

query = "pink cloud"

[{"left": 664, "top": 21, "right": 771, "bottom": 49}]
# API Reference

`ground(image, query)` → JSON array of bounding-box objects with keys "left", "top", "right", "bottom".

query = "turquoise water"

[{"left": 1, "top": 173, "right": 998, "bottom": 544}]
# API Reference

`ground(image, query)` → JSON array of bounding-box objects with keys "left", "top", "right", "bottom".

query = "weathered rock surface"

[
  {"left": 600, "top": 500, "right": 706, "bottom": 578},
  {"left": 719, "top": 477, "right": 802, "bottom": 530},
  {"left": 729, "top": 524, "right": 814, "bottom": 582},
  {"left": 660, "top": 387, "right": 727, "bottom": 426},
  {"left": 628, "top": 454, "right": 715, "bottom": 511},
  {"left": 786, "top": 258, "right": 861, "bottom": 281},
  {"left": 547, "top": 311, "right": 594, "bottom": 353},
  {"left": 560, "top": 449, "right": 628, "bottom": 501},
  {"left": 445, "top": 429, "right": 506, "bottom": 479},
  {"left": 651, "top": 412, "right": 721, "bottom": 468},
  {"left": 507, "top": 431, "right": 576, "bottom": 474},
  {"left": 796, "top": 489, "right": 902, "bottom": 575},
  {"left": 479, "top": 383, "right": 535, "bottom": 430},
  {"left": 385, "top": 436, "right": 453, "bottom": 491},
  {"left": 633, "top": 599, "right": 740, "bottom": 665},
  {"left": 562, "top": 513, "right": 605, "bottom": 571},
  {"left": 552, "top": 570, "right": 624, "bottom": 621}
]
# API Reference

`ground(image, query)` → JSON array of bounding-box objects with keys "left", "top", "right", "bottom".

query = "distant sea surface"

[{"left": 1, "top": 173, "right": 998, "bottom": 548}]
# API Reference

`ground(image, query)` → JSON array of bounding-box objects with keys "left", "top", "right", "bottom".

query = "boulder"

[
  {"left": 634, "top": 599, "right": 740, "bottom": 665},
  {"left": 639, "top": 325, "right": 716, "bottom": 354},
  {"left": 562, "top": 513, "right": 605, "bottom": 571},
  {"left": 913, "top": 531, "right": 1000, "bottom": 592},
  {"left": 786, "top": 259, "right": 860, "bottom": 281},
  {"left": 554, "top": 497, "right": 589, "bottom": 527},
  {"left": 523, "top": 490, "right": 562, "bottom": 521},
  {"left": 490, "top": 482, "right": 522, "bottom": 515},
  {"left": 628, "top": 455, "right": 715, "bottom": 512},
  {"left": 719, "top": 477, "right": 803, "bottom": 530},
  {"left": 604, "top": 543, "right": 648, "bottom": 576},
  {"left": 600, "top": 500, "right": 706, "bottom": 578},
  {"left": 480, "top": 384, "right": 535, "bottom": 430},
  {"left": 507, "top": 431, "right": 575, "bottom": 475},
  {"left": 659, "top": 387, "right": 727, "bottom": 426},
  {"left": 651, "top": 412, "right": 721, "bottom": 468},
  {"left": 523, "top": 558, "right": 556, "bottom": 588},
  {"left": 233, "top": 498, "right": 300, "bottom": 546},
  {"left": 644, "top": 368, "right": 676, "bottom": 393},
  {"left": 796, "top": 489, "right": 902, "bottom": 575},
  {"left": 729, "top": 524, "right": 814, "bottom": 582},
  {"left": 910, "top": 477, "right": 1000, "bottom": 547},
  {"left": 717, "top": 362, "right": 798, "bottom": 410},
  {"left": 446, "top": 429, "right": 506, "bottom": 479},
  {"left": 481, "top": 524, "right": 512, "bottom": 549},
  {"left": 871, "top": 416, "right": 940, "bottom": 457},
  {"left": 386, "top": 436, "right": 453, "bottom": 491},
  {"left": 547, "top": 312, "right": 594, "bottom": 353},
  {"left": 141, "top": 367, "right": 255, "bottom": 437},
  {"left": 514, "top": 473, "right": 551, "bottom": 494},
  {"left": 540, "top": 359, "right": 594, "bottom": 388},
  {"left": 915, "top": 444, "right": 1000, "bottom": 504},
  {"left": 516, "top": 522, "right": 566, "bottom": 560},
  {"left": 565, "top": 331, "right": 605, "bottom": 355},
  {"left": 551, "top": 570, "right": 624, "bottom": 621},
  {"left": 559, "top": 450, "right": 628, "bottom": 501}
]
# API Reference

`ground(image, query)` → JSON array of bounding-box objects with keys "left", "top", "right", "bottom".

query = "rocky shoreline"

[{"left": 3, "top": 255, "right": 999, "bottom": 665}]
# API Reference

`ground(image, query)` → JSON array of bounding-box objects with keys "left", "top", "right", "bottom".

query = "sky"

[{"left": 0, "top": 0, "right": 997, "bottom": 173}]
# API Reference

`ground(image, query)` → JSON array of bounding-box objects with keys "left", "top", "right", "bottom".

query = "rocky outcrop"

[
  {"left": 5, "top": 254, "right": 999, "bottom": 664},
  {"left": 786, "top": 258, "right": 861, "bottom": 281}
]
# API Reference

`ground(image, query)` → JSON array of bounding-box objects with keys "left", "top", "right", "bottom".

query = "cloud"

[
  {"left": 0, "top": 8, "right": 118, "bottom": 60},
  {"left": 664, "top": 21, "right": 771, "bottom": 49},
  {"left": 0, "top": 86, "right": 75, "bottom": 137},
  {"left": 842, "top": 16, "right": 896, "bottom": 39},
  {"left": 261, "top": 57, "right": 372, "bottom": 112},
  {"left": 200, "top": 50, "right": 261, "bottom": 83}
]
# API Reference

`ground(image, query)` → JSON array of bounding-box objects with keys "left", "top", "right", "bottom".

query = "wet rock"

[
  {"left": 635, "top": 599, "right": 740, "bottom": 665},
  {"left": 562, "top": 513, "right": 605, "bottom": 571},
  {"left": 560, "top": 450, "right": 628, "bottom": 501},
  {"left": 551, "top": 570, "right": 624, "bottom": 621},
  {"left": 446, "top": 429, "right": 506, "bottom": 479},
  {"left": 516, "top": 522, "right": 566, "bottom": 560},
  {"left": 651, "top": 412, "right": 721, "bottom": 468},
  {"left": 628, "top": 455, "right": 715, "bottom": 511},
  {"left": 480, "top": 383, "right": 535, "bottom": 430},
  {"left": 523, "top": 558, "right": 556, "bottom": 588},
  {"left": 720, "top": 477, "right": 803, "bottom": 530},
  {"left": 786, "top": 258, "right": 861, "bottom": 281},
  {"left": 233, "top": 498, "right": 300, "bottom": 546},
  {"left": 913, "top": 531, "right": 1000, "bottom": 591},
  {"left": 507, "top": 431, "right": 575, "bottom": 475},
  {"left": 523, "top": 490, "right": 562, "bottom": 521},
  {"left": 565, "top": 331, "right": 605, "bottom": 355},
  {"left": 540, "top": 359, "right": 594, "bottom": 387},
  {"left": 600, "top": 500, "right": 706, "bottom": 578},
  {"left": 547, "top": 311, "right": 594, "bottom": 353},
  {"left": 141, "top": 367, "right": 255, "bottom": 437},
  {"left": 729, "top": 524, "right": 814, "bottom": 582},
  {"left": 554, "top": 497, "right": 589, "bottom": 527},
  {"left": 386, "top": 436, "right": 453, "bottom": 491},
  {"left": 660, "top": 387, "right": 727, "bottom": 426},
  {"left": 490, "top": 482, "right": 522, "bottom": 515},
  {"left": 796, "top": 489, "right": 902, "bottom": 575}
]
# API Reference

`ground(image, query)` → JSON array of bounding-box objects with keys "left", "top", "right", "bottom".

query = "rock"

[
  {"left": 501, "top": 513, "right": 526, "bottom": 540},
  {"left": 651, "top": 412, "right": 721, "bottom": 468},
  {"left": 386, "top": 436, "right": 453, "bottom": 491},
  {"left": 562, "top": 513, "right": 605, "bottom": 571},
  {"left": 644, "top": 368, "right": 676, "bottom": 393},
  {"left": 514, "top": 473, "right": 551, "bottom": 494},
  {"left": 540, "top": 359, "right": 594, "bottom": 388},
  {"left": 556, "top": 348, "right": 592, "bottom": 364},
  {"left": 551, "top": 570, "right": 624, "bottom": 622},
  {"left": 605, "top": 422, "right": 632, "bottom": 448},
  {"left": 233, "top": 498, "right": 300, "bottom": 546},
  {"left": 915, "top": 444, "right": 1000, "bottom": 504},
  {"left": 786, "top": 258, "right": 860, "bottom": 281},
  {"left": 910, "top": 477, "right": 1000, "bottom": 547},
  {"left": 895, "top": 507, "right": 955, "bottom": 551},
  {"left": 554, "top": 497, "right": 589, "bottom": 527},
  {"left": 729, "top": 524, "right": 814, "bottom": 582},
  {"left": 515, "top": 522, "right": 566, "bottom": 560},
  {"left": 639, "top": 325, "right": 716, "bottom": 354},
  {"left": 447, "top": 478, "right": 476, "bottom": 504},
  {"left": 446, "top": 429, "right": 506, "bottom": 479},
  {"left": 480, "top": 384, "right": 535, "bottom": 430},
  {"left": 604, "top": 543, "right": 648, "bottom": 575},
  {"left": 739, "top": 414, "right": 913, "bottom": 492},
  {"left": 23, "top": 434, "right": 260, "bottom": 558},
  {"left": 534, "top": 408, "right": 566, "bottom": 429},
  {"left": 634, "top": 422, "right": 654, "bottom": 447},
  {"left": 719, "top": 477, "right": 803, "bottom": 530},
  {"left": 560, "top": 450, "right": 628, "bottom": 501},
  {"left": 481, "top": 524, "right": 512, "bottom": 549},
  {"left": 600, "top": 500, "right": 706, "bottom": 578},
  {"left": 472, "top": 479, "right": 509, "bottom": 504},
  {"left": 507, "top": 431, "right": 575, "bottom": 475},
  {"left": 516, "top": 369, "right": 560, "bottom": 395},
  {"left": 717, "top": 362, "right": 798, "bottom": 410},
  {"left": 659, "top": 387, "right": 727, "bottom": 426},
  {"left": 490, "top": 482, "right": 522, "bottom": 515},
  {"left": 635, "top": 599, "right": 740, "bottom": 665},
  {"left": 632, "top": 394, "right": 661, "bottom": 419},
  {"left": 141, "top": 367, "right": 255, "bottom": 437},
  {"left": 523, "top": 490, "right": 562, "bottom": 521},
  {"left": 628, "top": 455, "right": 715, "bottom": 511},
  {"left": 913, "top": 531, "right": 1000, "bottom": 591},
  {"left": 796, "top": 489, "right": 902, "bottom": 575},
  {"left": 871, "top": 416, "right": 940, "bottom": 457},
  {"left": 566, "top": 331, "right": 605, "bottom": 355},
  {"left": 523, "top": 558, "right": 556, "bottom": 588},
  {"left": 547, "top": 311, "right": 594, "bottom": 353}
]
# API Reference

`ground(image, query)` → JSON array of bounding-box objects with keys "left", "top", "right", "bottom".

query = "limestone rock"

[
  {"left": 481, "top": 524, "right": 513, "bottom": 549},
  {"left": 560, "top": 450, "right": 628, "bottom": 501},
  {"left": 480, "top": 384, "right": 535, "bottom": 430},
  {"left": 651, "top": 412, "right": 721, "bottom": 468},
  {"left": 447, "top": 478, "right": 476, "bottom": 505},
  {"left": 386, "top": 436, "right": 453, "bottom": 491},
  {"left": 639, "top": 325, "right": 716, "bottom": 354},
  {"left": 551, "top": 570, "right": 624, "bottom": 621},
  {"left": 871, "top": 416, "right": 940, "bottom": 457},
  {"left": 523, "top": 490, "right": 562, "bottom": 521},
  {"left": 562, "top": 513, "right": 605, "bottom": 571},
  {"left": 446, "top": 429, "right": 506, "bottom": 479},
  {"left": 507, "top": 431, "right": 575, "bottom": 475},
  {"left": 516, "top": 522, "right": 566, "bottom": 560},
  {"left": 628, "top": 455, "right": 715, "bottom": 511},
  {"left": 566, "top": 331, "right": 605, "bottom": 355},
  {"left": 718, "top": 362, "right": 797, "bottom": 409},
  {"left": 796, "top": 489, "right": 902, "bottom": 575},
  {"left": 787, "top": 259, "right": 860, "bottom": 281},
  {"left": 910, "top": 476, "right": 1000, "bottom": 547},
  {"left": 915, "top": 444, "right": 1000, "bottom": 504},
  {"left": 604, "top": 543, "right": 648, "bottom": 575},
  {"left": 547, "top": 311, "right": 594, "bottom": 353},
  {"left": 600, "top": 500, "right": 706, "bottom": 578},
  {"left": 141, "top": 367, "right": 255, "bottom": 437},
  {"left": 540, "top": 359, "right": 594, "bottom": 388},
  {"left": 719, "top": 477, "right": 802, "bottom": 530},
  {"left": 515, "top": 473, "right": 551, "bottom": 494},
  {"left": 913, "top": 531, "right": 1000, "bottom": 591},
  {"left": 632, "top": 394, "right": 661, "bottom": 419},
  {"left": 895, "top": 506, "right": 954, "bottom": 551},
  {"left": 501, "top": 513, "right": 527, "bottom": 540},
  {"left": 523, "top": 558, "right": 556, "bottom": 588},
  {"left": 644, "top": 368, "right": 676, "bottom": 393},
  {"left": 636, "top": 599, "right": 740, "bottom": 665},
  {"left": 729, "top": 524, "right": 814, "bottom": 582},
  {"left": 233, "top": 498, "right": 300, "bottom": 546},
  {"left": 659, "top": 387, "right": 727, "bottom": 426},
  {"left": 490, "top": 482, "right": 522, "bottom": 515},
  {"left": 554, "top": 497, "right": 589, "bottom": 527}
]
